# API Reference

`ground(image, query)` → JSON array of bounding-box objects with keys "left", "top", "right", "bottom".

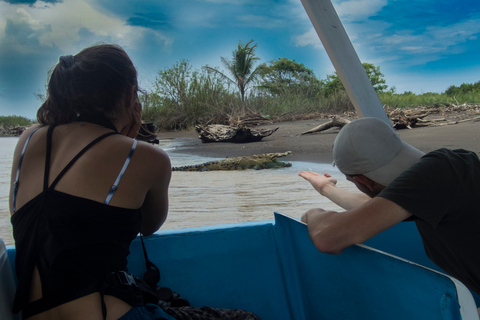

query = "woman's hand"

[{"left": 299, "top": 171, "right": 337, "bottom": 196}]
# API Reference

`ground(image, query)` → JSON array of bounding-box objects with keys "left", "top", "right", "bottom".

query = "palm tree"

[{"left": 204, "top": 39, "right": 262, "bottom": 116}]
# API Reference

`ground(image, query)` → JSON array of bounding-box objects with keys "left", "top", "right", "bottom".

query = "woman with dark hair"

[
  {"left": 9, "top": 43, "right": 173, "bottom": 319},
  {"left": 10, "top": 44, "right": 260, "bottom": 320}
]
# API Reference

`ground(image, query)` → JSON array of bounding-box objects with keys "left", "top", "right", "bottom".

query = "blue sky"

[{"left": 1, "top": 0, "right": 480, "bottom": 119}]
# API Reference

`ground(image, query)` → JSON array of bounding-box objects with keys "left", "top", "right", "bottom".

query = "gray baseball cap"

[{"left": 333, "top": 117, "right": 425, "bottom": 186}]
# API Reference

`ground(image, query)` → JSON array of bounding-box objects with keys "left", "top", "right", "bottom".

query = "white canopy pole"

[{"left": 300, "top": 0, "right": 391, "bottom": 125}]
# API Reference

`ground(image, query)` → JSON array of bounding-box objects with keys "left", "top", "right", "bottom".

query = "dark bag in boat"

[
  {"left": 105, "top": 270, "right": 190, "bottom": 307},
  {"left": 142, "top": 267, "right": 191, "bottom": 307},
  {"left": 105, "top": 271, "right": 159, "bottom": 306},
  {"left": 139, "top": 235, "right": 191, "bottom": 308}
]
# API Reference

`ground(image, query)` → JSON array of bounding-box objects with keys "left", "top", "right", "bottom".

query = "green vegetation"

[
  {"left": 143, "top": 43, "right": 480, "bottom": 131},
  {"left": 204, "top": 40, "right": 263, "bottom": 115},
  {"left": 15, "top": 40, "right": 477, "bottom": 131},
  {"left": 0, "top": 115, "right": 33, "bottom": 126},
  {"left": 445, "top": 80, "right": 480, "bottom": 96},
  {"left": 324, "top": 63, "right": 388, "bottom": 96},
  {"left": 378, "top": 90, "right": 480, "bottom": 109},
  {"left": 141, "top": 60, "right": 238, "bottom": 130},
  {"left": 258, "top": 57, "right": 322, "bottom": 97},
  {"left": 144, "top": 50, "right": 358, "bottom": 130}
]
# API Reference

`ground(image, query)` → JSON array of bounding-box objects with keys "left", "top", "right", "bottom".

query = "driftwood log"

[
  {"left": 300, "top": 113, "right": 432, "bottom": 134},
  {"left": 388, "top": 107, "right": 479, "bottom": 128},
  {"left": 388, "top": 109, "right": 430, "bottom": 129},
  {"left": 300, "top": 116, "right": 351, "bottom": 135},
  {"left": 0, "top": 125, "right": 29, "bottom": 137},
  {"left": 195, "top": 124, "right": 278, "bottom": 143},
  {"left": 172, "top": 151, "right": 292, "bottom": 171},
  {"left": 300, "top": 106, "right": 480, "bottom": 135}
]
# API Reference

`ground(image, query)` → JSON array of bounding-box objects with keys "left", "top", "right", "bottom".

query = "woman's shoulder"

[
  {"left": 133, "top": 140, "right": 171, "bottom": 167},
  {"left": 18, "top": 124, "right": 44, "bottom": 140},
  {"left": 122, "top": 140, "right": 171, "bottom": 192},
  {"left": 14, "top": 124, "right": 45, "bottom": 154},
  {"left": 106, "top": 136, "right": 172, "bottom": 177}
]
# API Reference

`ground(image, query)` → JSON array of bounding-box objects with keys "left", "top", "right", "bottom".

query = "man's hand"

[{"left": 299, "top": 171, "right": 337, "bottom": 195}]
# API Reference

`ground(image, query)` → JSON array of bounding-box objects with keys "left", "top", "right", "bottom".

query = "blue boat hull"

[{"left": 1, "top": 213, "right": 478, "bottom": 319}]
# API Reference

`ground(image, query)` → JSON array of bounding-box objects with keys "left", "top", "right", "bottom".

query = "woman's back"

[
  {"left": 10, "top": 123, "right": 171, "bottom": 319},
  {"left": 13, "top": 124, "right": 158, "bottom": 211}
]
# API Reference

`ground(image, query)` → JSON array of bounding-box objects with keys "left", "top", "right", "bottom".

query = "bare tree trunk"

[
  {"left": 301, "top": 116, "right": 351, "bottom": 135},
  {"left": 240, "top": 87, "right": 246, "bottom": 117},
  {"left": 195, "top": 124, "right": 278, "bottom": 143}
]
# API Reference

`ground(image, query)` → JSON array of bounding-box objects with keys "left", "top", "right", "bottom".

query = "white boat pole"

[{"left": 300, "top": 0, "right": 391, "bottom": 125}]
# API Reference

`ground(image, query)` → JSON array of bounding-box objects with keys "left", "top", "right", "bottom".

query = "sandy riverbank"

[{"left": 159, "top": 117, "right": 480, "bottom": 164}]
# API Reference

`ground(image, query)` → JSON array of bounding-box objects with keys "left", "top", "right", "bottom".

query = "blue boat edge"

[{"left": 1, "top": 212, "right": 478, "bottom": 319}]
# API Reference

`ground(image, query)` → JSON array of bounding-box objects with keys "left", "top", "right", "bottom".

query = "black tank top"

[{"left": 11, "top": 126, "right": 141, "bottom": 318}]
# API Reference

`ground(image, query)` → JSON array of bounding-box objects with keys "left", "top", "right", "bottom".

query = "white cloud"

[
  {"left": 382, "top": 17, "right": 480, "bottom": 59},
  {"left": 333, "top": 0, "right": 388, "bottom": 20},
  {"left": 0, "top": 0, "right": 173, "bottom": 55},
  {"left": 0, "top": 2, "right": 11, "bottom": 40},
  {"left": 291, "top": 0, "right": 390, "bottom": 51},
  {"left": 176, "top": 8, "right": 217, "bottom": 28},
  {"left": 0, "top": 8, "right": 49, "bottom": 55},
  {"left": 237, "top": 14, "right": 284, "bottom": 29},
  {"left": 427, "top": 17, "right": 480, "bottom": 45},
  {"left": 295, "top": 0, "right": 480, "bottom": 68},
  {"left": 205, "top": 0, "right": 254, "bottom": 3},
  {"left": 293, "top": 28, "right": 324, "bottom": 49}
]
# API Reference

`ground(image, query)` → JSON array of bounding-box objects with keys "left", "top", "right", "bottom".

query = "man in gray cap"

[{"left": 299, "top": 117, "right": 480, "bottom": 296}]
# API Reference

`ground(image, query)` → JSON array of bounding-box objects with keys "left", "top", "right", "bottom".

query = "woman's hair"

[{"left": 37, "top": 44, "right": 138, "bottom": 125}]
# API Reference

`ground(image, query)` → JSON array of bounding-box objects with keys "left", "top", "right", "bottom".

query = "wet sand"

[{"left": 160, "top": 118, "right": 480, "bottom": 162}]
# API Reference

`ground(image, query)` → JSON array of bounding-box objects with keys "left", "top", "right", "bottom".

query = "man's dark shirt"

[{"left": 378, "top": 148, "right": 480, "bottom": 295}]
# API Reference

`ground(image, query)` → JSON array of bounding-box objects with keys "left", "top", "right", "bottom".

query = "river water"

[{"left": 0, "top": 137, "right": 356, "bottom": 246}]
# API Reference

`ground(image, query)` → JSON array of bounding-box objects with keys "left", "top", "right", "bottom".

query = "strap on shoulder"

[
  {"left": 13, "top": 127, "right": 41, "bottom": 212},
  {"left": 43, "top": 126, "right": 55, "bottom": 191},
  {"left": 104, "top": 139, "right": 138, "bottom": 205}
]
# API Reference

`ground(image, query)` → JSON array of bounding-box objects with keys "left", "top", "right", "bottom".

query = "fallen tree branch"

[
  {"left": 300, "top": 116, "right": 351, "bottom": 135},
  {"left": 0, "top": 125, "right": 29, "bottom": 137},
  {"left": 195, "top": 124, "right": 278, "bottom": 143},
  {"left": 430, "top": 117, "right": 480, "bottom": 126},
  {"left": 389, "top": 109, "right": 430, "bottom": 129}
]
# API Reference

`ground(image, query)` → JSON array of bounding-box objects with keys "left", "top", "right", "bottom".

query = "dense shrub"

[
  {"left": 0, "top": 116, "right": 33, "bottom": 126},
  {"left": 139, "top": 56, "right": 480, "bottom": 130}
]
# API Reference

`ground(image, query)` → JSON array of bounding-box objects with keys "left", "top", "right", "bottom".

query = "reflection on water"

[
  {"left": 0, "top": 137, "right": 356, "bottom": 246},
  {"left": 163, "top": 162, "right": 353, "bottom": 231},
  {"left": 0, "top": 138, "right": 18, "bottom": 246}
]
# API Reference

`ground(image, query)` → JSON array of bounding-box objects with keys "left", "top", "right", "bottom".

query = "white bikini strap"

[
  {"left": 13, "top": 128, "right": 41, "bottom": 212},
  {"left": 104, "top": 139, "right": 138, "bottom": 205}
]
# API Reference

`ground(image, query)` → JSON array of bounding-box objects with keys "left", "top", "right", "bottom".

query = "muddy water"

[{"left": 0, "top": 137, "right": 356, "bottom": 246}]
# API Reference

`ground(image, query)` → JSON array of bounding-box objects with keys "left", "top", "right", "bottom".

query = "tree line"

[
  {"left": 140, "top": 39, "right": 480, "bottom": 130},
  {"left": 3, "top": 40, "right": 479, "bottom": 128},
  {"left": 141, "top": 40, "right": 393, "bottom": 130}
]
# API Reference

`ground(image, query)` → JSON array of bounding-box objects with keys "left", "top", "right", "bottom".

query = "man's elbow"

[
  {"left": 311, "top": 232, "right": 348, "bottom": 255},
  {"left": 312, "top": 241, "right": 345, "bottom": 255}
]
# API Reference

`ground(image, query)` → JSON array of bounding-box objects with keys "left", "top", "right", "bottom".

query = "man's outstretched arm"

[
  {"left": 299, "top": 171, "right": 371, "bottom": 210},
  {"left": 301, "top": 197, "right": 412, "bottom": 254}
]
